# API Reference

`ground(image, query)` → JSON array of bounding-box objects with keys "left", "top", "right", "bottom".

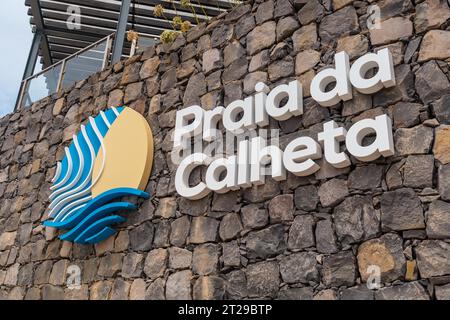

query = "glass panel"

[
  {"left": 136, "top": 35, "right": 159, "bottom": 53},
  {"left": 61, "top": 39, "right": 107, "bottom": 89},
  {"left": 21, "top": 63, "right": 62, "bottom": 108}
]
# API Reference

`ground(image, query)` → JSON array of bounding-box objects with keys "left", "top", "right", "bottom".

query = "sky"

[{"left": 0, "top": 0, "right": 40, "bottom": 117}]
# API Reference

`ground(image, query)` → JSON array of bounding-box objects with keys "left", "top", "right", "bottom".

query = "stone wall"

[{"left": 1, "top": 0, "right": 450, "bottom": 300}]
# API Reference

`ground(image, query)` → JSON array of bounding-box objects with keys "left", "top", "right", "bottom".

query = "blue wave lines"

[
  {"left": 44, "top": 188, "right": 149, "bottom": 244},
  {"left": 48, "top": 107, "right": 124, "bottom": 223}
]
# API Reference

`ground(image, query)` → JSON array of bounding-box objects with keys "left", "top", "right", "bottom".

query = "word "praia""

[{"left": 173, "top": 49, "right": 397, "bottom": 199}]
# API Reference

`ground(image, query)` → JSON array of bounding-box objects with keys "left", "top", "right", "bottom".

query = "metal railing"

[
  {"left": 16, "top": 31, "right": 162, "bottom": 111},
  {"left": 16, "top": 33, "right": 115, "bottom": 110}
]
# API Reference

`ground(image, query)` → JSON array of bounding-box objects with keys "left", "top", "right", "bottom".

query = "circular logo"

[{"left": 43, "top": 106, "right": 154, "bottom": 244}]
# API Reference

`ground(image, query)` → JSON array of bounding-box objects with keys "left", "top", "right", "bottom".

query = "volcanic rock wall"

[{"left": 0, "top": 0, "right": 450, "bottom": 300}]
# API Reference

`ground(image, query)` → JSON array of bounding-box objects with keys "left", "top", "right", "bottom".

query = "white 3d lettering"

[{"left": 173, "top": 49, "right": 396, "bottom": 199}]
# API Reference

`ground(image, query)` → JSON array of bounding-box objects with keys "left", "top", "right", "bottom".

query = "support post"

[
  {"left": 102, "top": 34, "right": 113, "bottom": 70},
  {"left": 30, "top": 0, "right": 52, "bottom": 67},
  {"left": 111, "top": 0, "right": 132, "bottom": 64},
  {"left": 14, "top": 32, "right": 42, "bottom": 111},
  {"left": 56, "top": 60, "right": 66, "bottom": 92},
  {"left": 22, "top": 31, "right": 42, "bottom": 79}
]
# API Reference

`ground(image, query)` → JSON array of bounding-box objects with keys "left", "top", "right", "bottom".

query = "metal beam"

[
  {"left": 15, "top": 31, "right": 43, "bottom": 111},
  {"left": 26, "top": 0, "right": 223, "bottom": 20},
  {"left": 30, "top": 0, "right": 53, "bottom": 67},
  {"left": 47, "top": 35, "right": 92, "bottom": 50},
  {"left": 23, "top": 32, "right": 42, "bottom": 79},
  {"left": 111, "top": 0, "right": 132, "bottom": 64},
  {"left": 30, "top": 14, "right": 166, "bottom": 36},
  {"left": 43, "top": 28, "right": 103, "bottom": 43},
  {"left": 47, "top": 34, "right": 132, "bottom": 52},
  {"left": 28, "top": 3, "right": 183, "bottom": 30}
]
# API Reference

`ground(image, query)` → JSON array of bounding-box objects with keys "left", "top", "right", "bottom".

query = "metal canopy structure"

[
  {"left": 16, "top": 0, "right": 235, "bottom": 111},
  {"left": 25, "top": 0, "right": 233, "bottom": 68}
]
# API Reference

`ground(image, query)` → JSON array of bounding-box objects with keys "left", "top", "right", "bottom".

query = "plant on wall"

[{"left": 154, "top": 0, "right": 241, "bottom": 44}]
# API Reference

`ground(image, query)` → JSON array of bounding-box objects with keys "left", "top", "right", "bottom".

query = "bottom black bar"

[{"left": 0, "top": 300, "right": 444, "bottom": 319}]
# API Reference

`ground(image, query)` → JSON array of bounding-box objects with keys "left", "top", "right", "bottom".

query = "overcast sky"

[{"left": 0, "top": 0, "right": 38, "bottom": 117}]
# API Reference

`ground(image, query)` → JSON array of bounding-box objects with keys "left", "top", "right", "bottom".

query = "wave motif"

[
  {"left": 44, "top": 107, "right": 149, "bottom": 244},
  {"left": 44, "top": 188, "right": 149, "bottom": 244}
]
